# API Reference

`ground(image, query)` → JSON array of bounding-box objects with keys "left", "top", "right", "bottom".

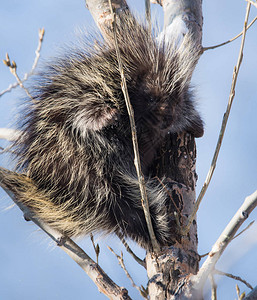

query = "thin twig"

[
  {"left": 90, "top": 234, "right": 100, "bottom": 265},
  {"left": 214, "top": 269, "right": 253, "bottom": 290},
  {"left": 236, "top": 285, "right": 241, "bottom": 299},
  {"left": 116, "top": 232, "right": 146, "bottom": 268},
  {"left": 200, "top": 222, "right": 254, "bottom": 259},
  {"left": 203, "top": 16, "right": 257, "bottom": 51},
  {"left": 200, "top": 252, "right": 209, "bottom": 259},
  {"left": 0, "top": 167, "right": 131, "bottom": 300},
  {"left": 31, "top": 28, "right": 45, "bottom": 71},
  {"left": 108, "top": 0, "right": 160, "bottom": 253},
  {"left": 232, "top": 220, "right": 254, "bottom": 240},
  {"left": 183, "top": 1, "right": 252, "bottom": 236},
  {"left": 192, "top": 189, "right": 257, "bottom": 291},
  {"left": 210, "top": 274, "right": 217, "bottom": 300},
  {"left": 3, "top": 54, "right": 35, "bottom": 103},
  {"left": 10, "top": 64, "right": 34, "bottom": 102},
  {"left": 0, "top": 28, "right": 44, "bottom": 98},
  {"left": 108, "top": 247, "right": 148, "bottom": 299},
  {"left": 236, "top": 284, "right": 246, "bottom": 300}
]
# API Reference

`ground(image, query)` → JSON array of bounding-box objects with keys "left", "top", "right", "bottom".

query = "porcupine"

[{"left": 10, "top": 15, "right": 203, "bottom": 249}]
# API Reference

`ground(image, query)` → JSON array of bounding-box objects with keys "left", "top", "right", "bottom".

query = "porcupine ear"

[{"left": 72, "top": 99, "right": 119, "bottom": 133}]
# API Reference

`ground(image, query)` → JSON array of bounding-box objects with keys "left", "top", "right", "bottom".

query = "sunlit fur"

[{"left": 12, "top": 16, "right": 203, "bottom": 249}]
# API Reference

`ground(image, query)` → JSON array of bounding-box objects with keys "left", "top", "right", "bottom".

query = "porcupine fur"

[{"left": 11, "top": 15, "right": 203, "bottom": 249}]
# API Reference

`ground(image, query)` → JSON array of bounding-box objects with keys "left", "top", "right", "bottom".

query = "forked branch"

[
  {"left": 0, "top": 28, "right": 44, "bottom": 98},
  {"left": 192, "top": 189, "right": 257, "bottom": 291}
]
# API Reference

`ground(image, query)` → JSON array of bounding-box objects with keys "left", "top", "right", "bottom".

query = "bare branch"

[
  {"left": 200, "top": 252, "right": 209, "bottom": 259},
  {"left": 159, "top": 0, "right": 203, "bottom": 47},
  {"left": 203, "top": 16, "right": 257, "bottom": 51},
  {"left": 116, "top": 232, "right": 146, "bottom": 268},
  {"left": 192, "top": 189, "right": 257, "bottom": 291},
  {"left": 108, "top": 0, "right": 160, "bottom": 253},
  {"left": 85, "top": 0, "right": 128, "bottom": 40},
  {"left": 90, "top": 234, "right": 100, "bottom": 265},
  {"left": 0, "top": 128, "right": 21, "bottom": 141},
  {"left": 214, "top": 269, "right": 253, "bottom": 290},
  {"left": 108, "top": 247, "right": 147, "bottom": 299},
  {"left": 210, "top": 274, "right": 217, "bottom": 300},
  {"left": 3, "top": 54, "right": 35, "bottom": 103},
  {"left": 183, "top": 1, "right": 252, "bottom": 236},
  {"left": 0, "top": 28, "right": 44, "bottom": 98},
  {"left": 200, "top": 222, "right": 254, "bottom": 259},
  {"left": 232, "top": 220, "right": 254, "bottom": 240},
  {"left": 31, "top": 28, "right": 45, "bottom": 71},
  {"left": 200, "top": 220, "right": 254, "bottom": 260},
  {"left": 236, "top": 284, "right": 246, "bottom": 300},
  {"left": 236, "top": 285, "right": 241, "bottom": 299},
  {"left": 0, "top": 167, "right": 131, "bottom": 300}
]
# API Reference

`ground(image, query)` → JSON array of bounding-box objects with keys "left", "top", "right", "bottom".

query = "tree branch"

[
  {"left": 192, "top": 189, "right": 257, "bottom": 291},
  {"left": 3, "top": 55, "right": 35, "bottom": 103},
  {"left": 116, "top": 232, "right": 146, "bottom": 268},
  {"left": 0, "top": 168, "right": 131, "bottom": 300},
  {"left": 0, "top": 28, "right": 44, "bottom": 98},
  {"left": 90, "top": 234, "right": 100, "bottom": 265},
  {"left": 85, "top": 0, "right": 128, "bottom": 40},
  {"left": 203, "top": 16, "right": 257, "bottom": 51},
  {"left": 108, "top": 247, "right": 147, "bottom": 298},
  {"left": 0, "top": 128, "right": 21, "bottom": 141},
  {"left": 236, "top": 284, "right": 246, "bottom": 300},
  {"left": 210, "top": 274, "right": 217, "bottom": 300},
  {"left": 158, "top": 0, "right": 203, "bottom": 46},
  {"left": 232, "top": 220, "right": 254, "bottom": 240},
  {"left": 214, "top": 269, "right": 253, "bottom": 290}
]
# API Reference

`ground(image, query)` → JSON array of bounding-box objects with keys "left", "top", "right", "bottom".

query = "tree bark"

[
  {"left": 85, "top": 0, "right": 129, "bottom": 40},
  {"left": 147, "top": 133, "right": 200, "bottom": 299},
  {"left": 147, "top": 0, "right": 203, "bottom": 298}
]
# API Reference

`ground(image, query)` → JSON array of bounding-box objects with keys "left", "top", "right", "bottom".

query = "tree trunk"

[{"left": 146, "top": 133, "right": 200, "bottom": 299}]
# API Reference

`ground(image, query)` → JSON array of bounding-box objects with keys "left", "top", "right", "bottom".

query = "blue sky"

[{"left": 0, "top": 1, "right": 257, "bottom": 299}]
